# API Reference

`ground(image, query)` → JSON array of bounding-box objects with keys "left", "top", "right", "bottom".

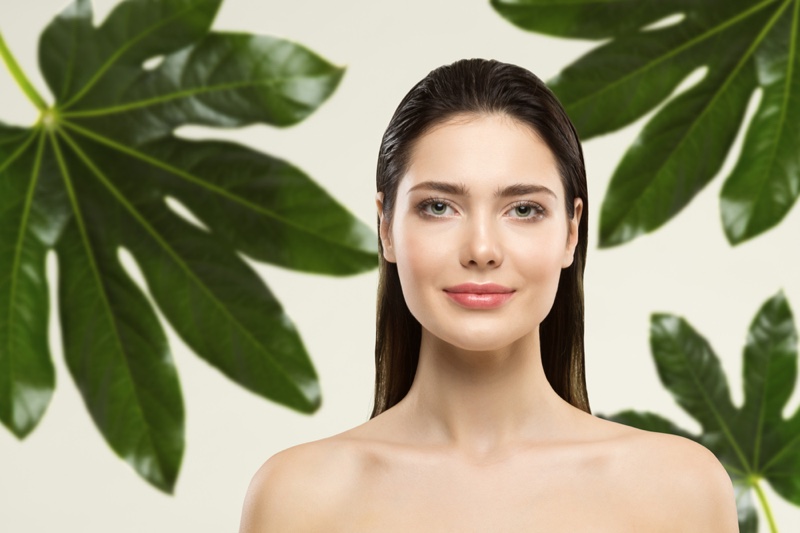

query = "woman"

[{"left": 240, "top": 59, "right": 738, "bottom": 532}]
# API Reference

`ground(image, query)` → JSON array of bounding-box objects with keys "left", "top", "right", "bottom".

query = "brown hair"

[{"left": 371, "top": 58, "right": 589, "bottom": 418}]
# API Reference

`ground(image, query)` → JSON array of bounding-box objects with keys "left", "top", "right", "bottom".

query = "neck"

[{"left": 396, "top": 327, "right": 574, "bottom": 459}]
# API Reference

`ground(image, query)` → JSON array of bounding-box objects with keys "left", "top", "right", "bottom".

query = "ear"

[
  {"left": 376, "top": 192, "right": 396, "bottom": 263},
  {"left": 562, "top": 197, "right": 583, "bottom": 268}
]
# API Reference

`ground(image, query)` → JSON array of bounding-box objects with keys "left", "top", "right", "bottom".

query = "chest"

[{"left": 331, "top": 454, "right": 661, "bottom": 532}]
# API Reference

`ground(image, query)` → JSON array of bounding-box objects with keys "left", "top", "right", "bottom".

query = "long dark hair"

[{"left": 371, "top": 58, "right": 589, "bottom": 418}]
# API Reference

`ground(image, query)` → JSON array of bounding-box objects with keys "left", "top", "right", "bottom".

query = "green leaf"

[
  {"left": 721, "top": 0, "right": 800, "bottom": 243},
  {"left": 53, "top": 130, "right": 184, "bottom": 492},
  {"left": 650, "top": 313, "right": 737, "bottom": 436},
  {"left": 492, "top": 0, "right": 800, "bottom": 246},
  {"left": 604, "top": 410, "right": 696, "bottom": 440},
  {"left": 490, "top": 0, "right": 683, "bottom": 40},
  {"left": 125, "top": 208, "right": 321, "bottom": 412},
  {"left": 598, "top": 59, "right": 757, "bottom": 246},
  {"left": 60, "top": 32, "right": 347, "bottom": 144},
  {"left": 739, "top": 292, "right": 797, "bottom": 469},
  {"left": 1, "top": 0, "right": 377, "bottom": 492},
  {"left": 0, "top": 127, "right": 54, "bottom": 438},
  {"left": 605, "top": 292, "right": 800, "bottom": 527},
  {"left": 59, "top": 127, "right": 319, "bottom": 411},
  {"left": 61, "top": 122, "right": 374, "bottom": 275},
  {"left": 768, "top": 408, "right": 800, "bottom": 504},
  {"left": 40, "top": 0, "right": 222, "bottom": 106}
]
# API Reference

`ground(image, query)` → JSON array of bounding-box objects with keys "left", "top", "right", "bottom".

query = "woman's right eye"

[{"left": 419, "top": 199, "right": 455, "bottom": 217}]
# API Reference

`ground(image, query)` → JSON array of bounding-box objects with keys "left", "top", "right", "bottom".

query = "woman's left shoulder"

[{"left": 597, "top": 418, "right": 739, "bottom": 531}]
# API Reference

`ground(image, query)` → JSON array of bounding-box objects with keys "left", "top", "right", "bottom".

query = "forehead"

[{"left": 402, "top": 113, "right": 563, "bottom": 197}]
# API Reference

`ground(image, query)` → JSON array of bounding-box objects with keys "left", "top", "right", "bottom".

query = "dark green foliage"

[
  {"left": 605, "top": 292, "right": 799, "bottom": 531},
  {"left": 492, "top": 0, "right": 800, "bottom": 247},
  {"left": 0, "top": 0, "right": 377, "bottom": 492}
]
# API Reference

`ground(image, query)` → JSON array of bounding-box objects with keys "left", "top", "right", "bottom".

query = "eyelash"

[{"left": 416, "top": 197, "right": 546, "bottom": 221}]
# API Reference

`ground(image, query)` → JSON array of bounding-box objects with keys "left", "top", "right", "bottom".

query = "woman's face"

[{"left": 378, "top": 113, "right": 582, "bottom": 353}]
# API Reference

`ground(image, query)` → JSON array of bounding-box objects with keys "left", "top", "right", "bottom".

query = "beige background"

[{"left": 1, "top": 0, "right": 799, "bottom": 530}]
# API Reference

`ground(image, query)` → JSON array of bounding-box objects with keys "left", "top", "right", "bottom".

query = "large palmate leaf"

[
  {"left": 492, "top": 0, "right": 800, "bottom": 246},
  {"left": 606, "top": 292, "right": 799, "bottom": 531},
  {"left": 0, "top": 0, "right": 377, "bottom": 492}
]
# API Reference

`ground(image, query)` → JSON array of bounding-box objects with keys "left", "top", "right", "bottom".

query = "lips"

[{"left": 443, "top": 283, "right": 515, "bottom": 309}]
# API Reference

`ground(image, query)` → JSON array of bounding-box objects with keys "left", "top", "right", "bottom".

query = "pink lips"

[{"left": 443, "top": 283, "right": 515, "bottom": 309}]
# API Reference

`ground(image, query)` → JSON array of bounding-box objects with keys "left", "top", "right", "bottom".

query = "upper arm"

[{"left": 239, "top": 446, "right": 332, "bottom": 533}]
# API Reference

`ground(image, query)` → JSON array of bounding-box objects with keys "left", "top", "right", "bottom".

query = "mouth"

[{"left": 443, "top": 283, "right": 515, "bottom": 309}]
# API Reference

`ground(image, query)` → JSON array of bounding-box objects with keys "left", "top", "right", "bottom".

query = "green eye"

[
  {"left": 418, "top": 199, "right": 453, "bottom": 218},
  {"left": 510, "top": 203, "right": 545, "bottom": 219},
  {"left": 431, "top": 202, "right": 448, "bottom": 215},
  {"left": 514, "top": 205, "right": 531, "bottom": 217}
]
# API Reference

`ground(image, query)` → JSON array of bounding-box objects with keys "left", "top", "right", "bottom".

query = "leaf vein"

[
  {"left": 58, "top": 127, "right": 306, "bottom": 401},
  {"left": 606, "top": 1, "right": 787, "bottom": 239},
  {"left": 743, "top": 0, "right": 798, "bottom": 237},
  {"left": 761, "top": 430, "right": 800, "bottom": 473},
  {"left": 667, "top": 330, "right": 752, "bottom": 472},
  {"left": 51, "top": 129, "right": 166, "bottom": 479},
  {"left": 565, "top": 0, "right": 780, "bottom": 111},
  {"left": 0, "top": 128, "right": 38, "bottom": 175},
  {"left": 4, "top": 129, "right": 46, "bottom": 416},
  {"left": 61, "top": 120, "right": 372, "bottom": 257},
  {"left": 61, "top": 77, "right": 301, "bottom": 118},
  {"left": 60, "top": 2, "right": 201, "bottom": 111}
]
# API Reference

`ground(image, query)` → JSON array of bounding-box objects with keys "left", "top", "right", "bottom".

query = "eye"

[
  {"left": 514, "top": 205, "right": 532, "bottom": 217},
  {"left": 418, "top": 198, "right": 456, "bottom": 218},
  {"left": 507, "top": 202, "right": 545, "bottom": 220},
  {"left": 430, "top": 202, "right": 449, "bottom": 215}
]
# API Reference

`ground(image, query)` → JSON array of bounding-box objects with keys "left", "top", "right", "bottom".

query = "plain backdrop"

[{"left": 1, "top": 0, "right": 799, "bottom": 531}]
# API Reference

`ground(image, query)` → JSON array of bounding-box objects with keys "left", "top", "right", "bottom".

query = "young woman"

[{"left": 239, "top": 59, "right": 738, "bottom": 532}]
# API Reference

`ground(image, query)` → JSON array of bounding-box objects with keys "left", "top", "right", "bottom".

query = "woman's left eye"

[{"left": 507, "top": 203, "right": 544, "bottom": 219}]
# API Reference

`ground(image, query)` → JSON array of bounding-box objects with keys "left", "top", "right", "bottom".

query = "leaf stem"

[
  {"left": 0, "top": 30, "right": 47, "bottom": 111},
  {"left": 752, "top": 478, "right": 779, "bottom": 533}
]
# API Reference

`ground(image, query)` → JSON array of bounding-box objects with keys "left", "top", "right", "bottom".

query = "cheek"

[
  {"left": 392, "top": 221, "right": 450, "bottom": 306},
  {"left": 392, "top": 219, "right": 458, "bottom": 325},
  {"left": 511, "top": 231, "right": 568, "bottom": 317}
]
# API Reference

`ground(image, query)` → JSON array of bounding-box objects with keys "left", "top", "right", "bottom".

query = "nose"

[{"left": 459, "top": 212, "right": 503, "bottom": 269}]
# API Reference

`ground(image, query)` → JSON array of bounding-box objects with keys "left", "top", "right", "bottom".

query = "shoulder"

[
  {"left": 239, "top": 437, "right": 362, "bottom": 533},
  {"left": 601, "top": 420, "right": 738, "bottom": 532}
]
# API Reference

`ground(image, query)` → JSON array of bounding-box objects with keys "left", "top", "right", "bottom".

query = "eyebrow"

[
  {"left": 498, "top": 183, "right": 558, "bottom": 199},
  {"left": 408, "top": 181, "right": 469, "bottom": 196},
  {"left": 407, "top": 180, "right": 557, "bottom": 199}
]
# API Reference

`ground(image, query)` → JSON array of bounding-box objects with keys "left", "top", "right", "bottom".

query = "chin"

[{"left": 429, "top": 322, "right": 535, "bottom": 354}]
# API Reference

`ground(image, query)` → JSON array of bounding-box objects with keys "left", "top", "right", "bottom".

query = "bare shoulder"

[
  {"left": 238, "top": 436, "right": 361, "bottom": 533},
  {"left": 598, "top": 418, "right": 738, "bottom": 532}
]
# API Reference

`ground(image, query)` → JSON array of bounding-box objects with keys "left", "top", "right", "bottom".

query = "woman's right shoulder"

[{"left": 239, "top": 436, "right": 363, "bottom": 533}]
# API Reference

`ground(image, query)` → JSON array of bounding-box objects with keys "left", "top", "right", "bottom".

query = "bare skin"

[
  {"left": 239, "top": 114, "right": 738, "bottom": 532},
  {"left": 241, "top": 347, "right": 737, "bottom": 532}
]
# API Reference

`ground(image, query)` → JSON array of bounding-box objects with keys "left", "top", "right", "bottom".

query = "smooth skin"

[{"left": 239, "top": 114, "right": 739, "bottom": 532}]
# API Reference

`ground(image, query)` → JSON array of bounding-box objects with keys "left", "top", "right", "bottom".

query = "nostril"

[{"left": 467, "top": 258, "right": 497, "bottom": 267}]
